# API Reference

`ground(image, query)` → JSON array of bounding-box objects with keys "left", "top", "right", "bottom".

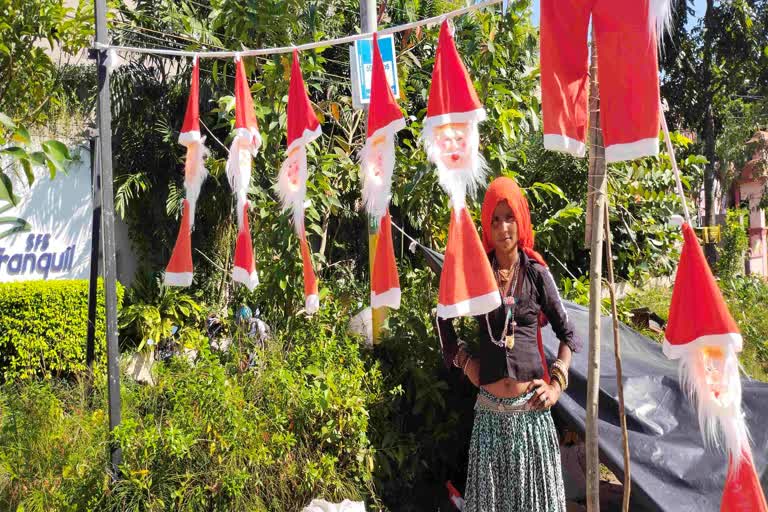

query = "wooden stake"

[
  {"left": 586, "top": 38, "right": 607, "bottom": 512},
  {"left": 604, "top": 201, "right": 632, "bottom": 512}
]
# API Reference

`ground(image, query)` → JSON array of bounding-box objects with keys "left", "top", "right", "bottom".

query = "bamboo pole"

[
  {"left": 586, "top": 38, "right": 607, "bottom": 512},
  {"left": 603, "top": 201, "right": 632, "bottom": 512}
]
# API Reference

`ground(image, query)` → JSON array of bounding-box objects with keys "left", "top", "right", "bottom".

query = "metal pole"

[
  {"left": 361, "top": 0, "right": 387, "bottom": 344},
  {"left": 586, "top": 38, "right": 607, "bottom": 512},
  {"left": 94, "top": 0, "right": 123, "bottom": 477},
  {"left": 85, "top": 134, "right": 102, "bottom": 397},
  {"left": 603, "top": 202, "right": 631, "bottom": 512}
]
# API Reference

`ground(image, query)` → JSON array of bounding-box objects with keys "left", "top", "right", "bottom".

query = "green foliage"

[
  {"left": 0, "top": 295, "right": 383, "bottom": 511},
  {"left": 715, "top": 209, "right": 750, "bottom": 280},
  {"left": 118, "top": 273, "right": 204, "bottom": 353},
  {"left": 0, "top": 279, "right": 124, "bottom": 382},
  {"left": 0, "top": 114, "right": 73, "bottom": 213},
  {"left": 0, "top": 0, "right": 93, "bottom": 126}
]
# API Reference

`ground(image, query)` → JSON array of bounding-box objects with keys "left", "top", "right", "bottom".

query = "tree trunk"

[{"left": 701, "top": 0, "right": 718, "bottom": 266}]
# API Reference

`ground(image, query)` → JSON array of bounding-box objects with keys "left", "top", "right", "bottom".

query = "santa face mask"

[
  {"left": 681, "top": 344, "right": 747, "bottom": 459},
  {"left": 277, "top": 144, "right": 308, "bottom": 222},
  {"left": 361, "top": 133, "right": 395, "bottom": 219},
  {"left": 434, "top": 122, "right": 472, "bottom": 171},
  {"left": 424, "top": 121, "right": 485, "bottom": 210}
]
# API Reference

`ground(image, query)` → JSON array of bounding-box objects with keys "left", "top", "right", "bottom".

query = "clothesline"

[{"left": 94, "top": 0, "right": 503, "bottom": 59}]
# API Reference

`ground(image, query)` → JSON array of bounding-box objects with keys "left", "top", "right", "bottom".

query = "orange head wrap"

[{"left": 481, "top": 177, "right": 546, "bottom": 267}]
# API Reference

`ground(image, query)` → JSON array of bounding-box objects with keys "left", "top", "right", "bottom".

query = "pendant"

[
  {"left": 503, "top": 296, "right": 515, "bottom": 306},
  {"left": 505, "top": 333, "right": 515, "bottom": 350}
]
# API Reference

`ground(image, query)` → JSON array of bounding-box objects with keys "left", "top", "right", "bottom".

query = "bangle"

[
  {"left": 550, "top": 366, "right": 568, "bottom": 391},
  {"left": 551, "top": 359, "right": 569, "bottom": 388}
]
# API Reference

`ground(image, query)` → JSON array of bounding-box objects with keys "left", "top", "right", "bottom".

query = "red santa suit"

[{"left": 540, "top": 0, "right": 670, "bottom": 162}]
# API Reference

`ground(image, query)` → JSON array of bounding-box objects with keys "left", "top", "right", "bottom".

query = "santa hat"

[
  {"left": 178, "top": 56, "right": 202, "bottom": 146},
  {"left": 423, "top": 20, "right": 486, "bottom": 133},
  {"left": 227, "top": 55, "right": 260, "bottom": 290},
  {"left": 282, "top": 49, "right": 322, "bottom": 313},
  {"left": 371, "top": 211, "right": 401, "bottom": 309},
  {"left": 721, "top": 449, "right": 768, "bottom": 512},
  {"left": 287, "top": 49, "right": 322, "bottom": 153},
  {"left": 664, "top": 223, "right": 742, "bottom": 358},
  {"left": 165, "top": 199, "right": 194, "bottom": 287},
  {"left": 665, "top": 224, "right": 765, "bottom": 507},
  {"left": 165, "top": 57, "right": 209, "bottom": 287},
  {"left": 367, "top": 33, "right": 406, "bottom": 141},
  {"left": 300, "top": 232, "right": 319, "bottom": 314},
  {"left": 437, "top": 207, "right": 501, "bottom": 319},
  {"left": 232, "top": 201, "right": 258, "bottom": 291}
]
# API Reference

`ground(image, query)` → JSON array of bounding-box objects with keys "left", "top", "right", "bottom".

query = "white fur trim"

[
  {"left": 371, "top": 287, "right": 401, "bottom": 310},
  {"left": 234, "top": 127, "right": 262, "bottom": 154},
  {"left": 305, "top": 294, "right": 320, "bottom": 315},
  {"left": 437, "top": 290, "right": 501, "bottom": 319},
  {"left": 232, "top": 266, "right": 259, "bottom": 291},
  {"left": 367, "top": 118, "right": 406, "bottom": 143},
  {"left": 605, "top": 137, "right": 658, "bottom": 163},
  {"left": 179, "top": 130, "right": 202, "bottom": 146},
  {"left": 423, "top": 108, "right": 487, "bottom": 132},
  {"left": 543, "top": 134, "right": 587, "bottom": 158},
  {"left": 663, "top": 332, "right": 743, "bottom": 359},
  {"left": 286, "top": 125, "right": 323, "bottom": 154},
  {"left": 164, "top": 271, "right": 193, "bottom": 287}
]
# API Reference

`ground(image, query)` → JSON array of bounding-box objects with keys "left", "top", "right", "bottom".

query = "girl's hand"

[{"left": 526, "top": 379, "right": 561, "bottom": 410}]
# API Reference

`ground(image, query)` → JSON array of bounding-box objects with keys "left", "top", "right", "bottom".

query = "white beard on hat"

[
  {"left": 679, "top": 345, "right": 749, "bottom": 461},
  {"left": 226, "top": 134, "right": 255, "bottom": 231},
  {"left": 423, "top": 121, "right": 487, "bottom": 212},
  {"left": 277, "top": 144, "right": 308, "bottom": 231},
  {"left": 183, "top": 138, "right": 209, "bottom": 226},
  {"left": 360, "top": 133, "right": 396, "bottom": 220}
]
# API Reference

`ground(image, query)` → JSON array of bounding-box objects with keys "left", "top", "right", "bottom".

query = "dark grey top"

[{"left": 438, "top": 249, "right": 582, "bottom": 384}]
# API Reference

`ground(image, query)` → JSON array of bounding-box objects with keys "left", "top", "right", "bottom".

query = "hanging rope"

[
  {"left": 94, "top": 0, "right": 503, "bottom": 59},
  {"left": 660, "top": 100, "right": 692, "bottom": 225}
]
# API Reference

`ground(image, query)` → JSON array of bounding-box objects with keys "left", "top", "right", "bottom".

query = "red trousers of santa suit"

[{"left": 541, "top": 0, "right": 660, "bottom": 163}]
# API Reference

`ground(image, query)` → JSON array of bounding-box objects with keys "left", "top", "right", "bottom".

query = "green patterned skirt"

[{"left": 465, "top": 388, "right": 566, "bottom": 512}]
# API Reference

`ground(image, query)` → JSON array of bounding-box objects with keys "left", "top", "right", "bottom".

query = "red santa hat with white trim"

[
  {"left": 226, "top": 55, "right": 261, "bottom": 291},
  {"left": 423, "top": 20, "right": 499, "bottom": 319},
  {"left": 665, "top": 223, "right": 767, "bottom": 511},
  {"left": 165, "top": 56, "right": 209, "bottom": 287},
  {"left": 279, "top": 49, "right": 322, "bottom": 313},
  {"left": 366, "top": 33, "right": 405, "bottom": 310}
]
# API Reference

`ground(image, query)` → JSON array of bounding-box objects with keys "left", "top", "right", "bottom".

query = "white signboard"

[{"left": 0, "top": 145, "right": 92, "bottom": 281}]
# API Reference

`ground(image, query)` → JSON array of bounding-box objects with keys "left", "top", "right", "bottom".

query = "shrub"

[
  {"left": 0, "top": 294, "right": 383, "bottom": 511},
  {"left": 0, "top": 279, "right": 124, "bottom": 382},
  {"left": 715, "top": 208, "right": 749, "bottom": 280}
]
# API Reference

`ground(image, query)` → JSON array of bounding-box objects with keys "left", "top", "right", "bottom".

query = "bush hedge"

[{"left": 0, "top": 279, "right": 124, "bottom": 382}]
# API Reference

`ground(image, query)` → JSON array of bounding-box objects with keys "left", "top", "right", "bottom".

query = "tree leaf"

[
  {"left": 20, "top": 158, "right": 34, "bottom": 186},
  {"left": 0, "top": 174, "right": 18, "bottom": 206},
  {"left": 42, "top": 140, "right": 71, "bottom": 164},
  {"left": 1, "top": 146, "right": 27, "bottom": 160},
  {"left": 12, "top": 127, "right": 31, "bottom": 145}
]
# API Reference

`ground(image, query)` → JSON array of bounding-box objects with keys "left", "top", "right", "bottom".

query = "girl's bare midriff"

[{"left": 482, "top": 376, "right": 531, "bottom": 398}]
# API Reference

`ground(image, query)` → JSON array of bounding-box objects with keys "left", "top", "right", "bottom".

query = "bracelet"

[
  {"left": 550, "top": 365, "right": 568, "bottom": 392},
  {"left": 550, "top": 369, "right": 566, "bottom": 392},
  {"left": 551, "top": 359, "right": 569, "bottom": 388}
]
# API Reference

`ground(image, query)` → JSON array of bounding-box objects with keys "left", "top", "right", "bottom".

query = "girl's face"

[{"left": 490, "top": 200, "right": 518, "bottom": 255}]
